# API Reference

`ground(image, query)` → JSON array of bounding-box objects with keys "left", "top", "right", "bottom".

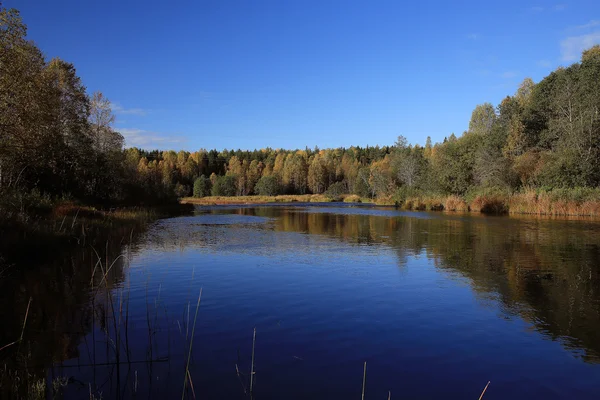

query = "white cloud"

[
  {"left": 113, "top": 104, "right": 148, "bottom": 116},
  {"left": 553, "top": 4, "right": 566, "bottom": 11},
  {"left": 117, "top": 128, "right": 187, "bottom": 149},
  {"left": 467, "top": 33, "right": 480, "bottom": 40},
  {"left": 560, "top": 32, "right": 600, "bottom": 61},
  {"left": 530, "top": 6, "right": 544, "bottom": 12}
]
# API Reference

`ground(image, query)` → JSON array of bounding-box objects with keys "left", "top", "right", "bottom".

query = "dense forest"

[{"left": 2, "top": 5, "right": 600, "bottom": 221}]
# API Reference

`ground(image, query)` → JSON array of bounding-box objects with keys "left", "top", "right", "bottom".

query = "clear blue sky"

[{"left": 7, "top": 0, "right": 600, "bottom": 150}]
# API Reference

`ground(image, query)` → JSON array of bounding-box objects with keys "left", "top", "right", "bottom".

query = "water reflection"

[
  {"left": 185, "top": 205, "right": 600, "bottom": 362},
  {"left": 2, "top": 204, "right": 600, "bottom": 399}
]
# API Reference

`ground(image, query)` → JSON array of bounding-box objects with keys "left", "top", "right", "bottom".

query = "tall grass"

[
  {"left": 509, "top": 187, "right": 600, "bottom": 216},
  {"left": 181, "top": 194, "right": 369, "bottom": 205},
  {"left": 444, "top": 195, "right": 469, "bottom": 212},
  {"left": 388, "top": 187, "right": 600, "bottom": 217}
]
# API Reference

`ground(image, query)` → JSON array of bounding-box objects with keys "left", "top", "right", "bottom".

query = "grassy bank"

[
  {"left": 389, "top": 187, "right": 600, "bottom": 217},
  {"left": 182, "top": 187, "right": 600, "bottom": 217},
  {"left": 0, "top": 201, "right": 192, "bottom": 268},
  {"left": 181, "top": 194, "right": 371, "bottom": 205}
]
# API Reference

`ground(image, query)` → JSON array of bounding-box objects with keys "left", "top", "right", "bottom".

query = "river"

[{"left": 3, "top": 203, "right": 600, "bottom": 399}]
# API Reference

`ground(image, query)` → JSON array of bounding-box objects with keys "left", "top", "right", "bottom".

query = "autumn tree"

[{"left": 308, "top": 154, "right": 328, "bottom": 194}]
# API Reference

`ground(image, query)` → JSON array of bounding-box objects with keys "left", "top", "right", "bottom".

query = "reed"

[
  {"left": 508, "top": 187, "right": 600, "bottom": 216},
  {"left": 478, "top": 381, "right": 491, "bottom": 400},
  {"left": 361, "top": 361, "right": 367, "bottom": 400},
  {"left": 0, "top": 297, "right": 32, "bottom": 354},
  {"left": 250, "top": 327, "right": 257, "bottom": 396},
  {"left": 182, "top": 288, "right": 203, "bottom": 400},
  {"left": 444, "top": 195, "right": 468, "bottom": 212}
]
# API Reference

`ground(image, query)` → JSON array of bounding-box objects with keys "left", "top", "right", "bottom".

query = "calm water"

[{"left": 4, "top": 203, "right": 600, "bottom": 399}]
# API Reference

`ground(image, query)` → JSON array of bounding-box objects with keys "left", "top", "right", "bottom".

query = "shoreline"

[
  {"left": 0, "top": 203, "right": 193, "bottom": 268},
  {"left": 181, "top": 193, "right": 600, "bottom": 218}
]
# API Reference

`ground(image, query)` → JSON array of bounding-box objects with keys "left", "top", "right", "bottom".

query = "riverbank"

[
  {"left": 389, "top": 188, "right": 600, "bottom": 217},
  {"left": 182, "top": 188, "right": 600, "bottom": 217},
  {"left": 0, "top": 202, "right": 193, "bottom": 268},
  {"left": 181, "top": 194, "right": 368, "bottom": 205}
]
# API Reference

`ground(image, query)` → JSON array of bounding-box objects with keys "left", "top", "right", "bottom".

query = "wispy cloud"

[
  {"left": 501, "top": 71, "right": 519, "bottom": 79},
  {"left": 466, "top": 33, "right": 480, "bottom": 40},
  {"left": 530, "top": 4, "right": 565, "bottom": 12},
  {"left": 560, "top": 32, "right": 600, "bottom": 61},
  {"left": 537, "top": 59, "right": 552, "bottom": 68},
  {"left": 572, "top": 20, "right": 600, "bottom": 31},
  {"left": 117, "top": 128, "right": 188, "bottom": 149},
  {"left": 113, "top": 104, "right": 148, "bottom": 116}
]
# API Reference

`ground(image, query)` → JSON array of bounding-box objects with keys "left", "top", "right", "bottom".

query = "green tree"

[
  {"left": 254, "top": 175, "right": 281, "bottom": 196},
  {"left": 211, "top": 175, "right": 237, "bottom": 196},
  {"left": 193, "top": 175, "right": 211, "bottom": 198}
]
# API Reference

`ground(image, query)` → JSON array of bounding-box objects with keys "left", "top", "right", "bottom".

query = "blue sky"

[{"left": 7, "top": 0, "right": 600, "bottom": 150}]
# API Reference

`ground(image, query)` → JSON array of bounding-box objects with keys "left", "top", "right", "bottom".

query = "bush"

[
  {"left": 343, "top": 194, "right": 361, "bottom": 203},
  {"left": 325, "top": 181, "right": 347, "bottom": 198},
  {"left": 211, "top": 175, "right": 237, "bottom": 197},
  {"left": 254, "top": 176, "right": 281, "bottom": 196}
]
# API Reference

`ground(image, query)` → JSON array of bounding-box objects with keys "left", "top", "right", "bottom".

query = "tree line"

[
  {"left": 182, "top": 44, "right": 600, "bottom": 202},
  {"left": 2, "top": 5, "right": 600, "bottom": 218}
]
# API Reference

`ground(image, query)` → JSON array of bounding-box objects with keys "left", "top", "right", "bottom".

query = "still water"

[{"left": 6, "top": 203, "right": 600, "bottom": 399}]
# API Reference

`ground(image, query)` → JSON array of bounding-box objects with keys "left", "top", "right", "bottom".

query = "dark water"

[{"left": 3, "top": 203, "right": 600, "bottom": 399}]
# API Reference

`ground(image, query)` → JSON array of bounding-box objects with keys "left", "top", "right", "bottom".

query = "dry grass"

[
  {"left": 182, "top": 190, "right": 600, "bottom": 217},
  {"left": 508, "top": 188, "right": 600, "bottom": 216},
  {"left": 444, "top": 195, "right": 469, "bottom": 212},
  {"left": 182, "top": 194, "right": 371, "bottom": 205},
  {"left": 182, "top": 195, "right": 310, "bottom": 205}
]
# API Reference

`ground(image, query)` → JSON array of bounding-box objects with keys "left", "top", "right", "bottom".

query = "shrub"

[
  {"left": 325, "top": 181, "right": 347, "bottom": 198},
  {"left": 211, "top": 175, "right": 237, "bottom": 197},
  {"left": 254, "top": 176, "right": 282, "bottom": 196},
  {"left": 343, "top": 194, "right": 361, "bottom": 203}
]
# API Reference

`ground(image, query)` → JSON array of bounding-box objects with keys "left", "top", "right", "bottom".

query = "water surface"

[{"left": 6, "top": 203, "right": 600, "bottom": 399}]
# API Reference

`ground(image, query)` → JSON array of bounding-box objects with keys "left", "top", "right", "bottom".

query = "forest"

[{"left": 2, "top": 5, "right": 600, "bottom": 221}]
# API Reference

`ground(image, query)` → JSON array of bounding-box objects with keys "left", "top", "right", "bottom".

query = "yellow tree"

[
  {"left": 246, "top": 160, "right": 263, "bottom": 195},
  {"left": 283, "top": 153, "right": 308, "bottom": 194},
  {"left": 308, "top": 154, "right": 327, "bottom": 193}
]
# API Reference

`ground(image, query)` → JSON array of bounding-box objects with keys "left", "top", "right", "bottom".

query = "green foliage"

[
  {"left": 254, "top": 175, "right": 281, "bottom": 196},
  {"left": 193, "top": 175, "right": 211, "bottom": 198},
  {"left": 211, "top": 175, "right": 237, "bottom": 196},
  {"left": 392, "top": 186, "right": 424, "bottom": 204}
]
